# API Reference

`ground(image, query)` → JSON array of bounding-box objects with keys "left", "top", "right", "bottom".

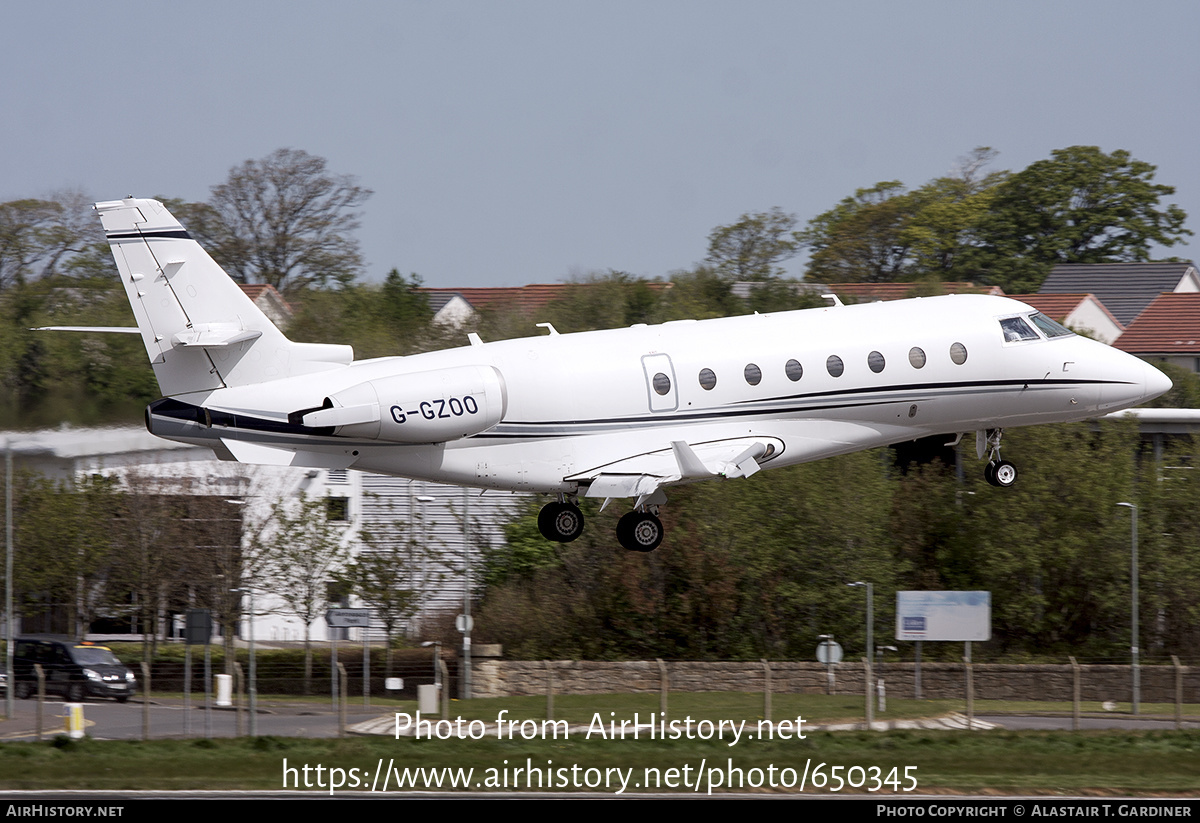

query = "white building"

[{"left": 1, "top": 426, "right": 523, "bottom": 645}]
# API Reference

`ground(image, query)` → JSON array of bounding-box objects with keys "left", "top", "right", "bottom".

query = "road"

[{"left": 0, "top": 695, "right": 394, "bottom": 741}]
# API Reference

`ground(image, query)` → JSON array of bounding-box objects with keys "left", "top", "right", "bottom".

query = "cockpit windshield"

[
  {"left": 999, "top": 316, "right": 1038, "bottom": 342},
  {"left": 1028, "top": 312, "right": 1075, "bottom": 338},
  {"left": 999, "top": 313, "right": 1076, "bottom": 343}
]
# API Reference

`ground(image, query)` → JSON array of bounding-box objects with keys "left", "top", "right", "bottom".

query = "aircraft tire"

[
  {"left": 993, "top": 460, "right": 1017, "bottom": 487},
  {"left": 538, "top": 502, "right": 584, "bottom": 542},
  {"left": 617, "top": 511, "right": 663, "bottom": 552},
  {"left": 984, "top": 462, "right": 997, "bottom": 486}
]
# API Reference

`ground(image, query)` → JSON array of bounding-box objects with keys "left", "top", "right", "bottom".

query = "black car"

[{"left": 13, "top": 638, "right": 137, "bottom": 702}]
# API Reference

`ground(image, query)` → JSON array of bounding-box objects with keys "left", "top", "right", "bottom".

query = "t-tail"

[{"left": 94, "top": 198, "right": 352, "bottom": 396}]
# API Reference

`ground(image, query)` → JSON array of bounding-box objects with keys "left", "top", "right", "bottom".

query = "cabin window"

[
  {"left": 785, "top": 359, "right": 803, "bottom": 381},
  {"left": 1000, "top": 317, "right": 1038, "bottom": 342},
  {"left": 698, "top": 368, "right": 717, "bottom": 390},
  {"left": 867, "top": 351, "right": 885, "bottom": 373},
  {"left": 652, "top": 373, "right": 671, "bottom": 395},
  {"left": 1029, "top": 312, "right": 1074, "bottom": 338},
  {"left": 744, "top": 363, "right": 762, "bottom": 386},
  {"left": 908, "top": 347, "right": 926, "bottom": 368},
  {"left": 826, "top": 355, "right": 844, "bottom": 377},
  {"left": 950, "top": 342, "right": 968, "bottom": 365}
]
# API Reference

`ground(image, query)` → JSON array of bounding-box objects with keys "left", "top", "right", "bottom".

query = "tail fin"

[{"left": 95, "top": 198, "right": 352, "bottom": 396}]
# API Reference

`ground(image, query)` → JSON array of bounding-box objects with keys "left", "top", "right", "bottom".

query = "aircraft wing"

[
  {"left": 570, "top": 436, "right": 783, "bottom": 505},
  {"left": 570, "top": 420, "right": 896, "bottom": 504}
]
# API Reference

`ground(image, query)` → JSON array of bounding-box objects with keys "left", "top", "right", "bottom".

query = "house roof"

[
  {"left": 1113, "top": 292, "right": 1200, "bottom": 355},
  {"left": 1038, "top": 262, "right": 1198, "bottom": 326},
  {"left": 1005, "top": 293, "right": 1123, "bottom": 330}
]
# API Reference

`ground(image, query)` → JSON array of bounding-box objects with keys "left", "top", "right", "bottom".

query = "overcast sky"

[{"left": 3, "top": 1, "right": 1198, "bottom": 287}]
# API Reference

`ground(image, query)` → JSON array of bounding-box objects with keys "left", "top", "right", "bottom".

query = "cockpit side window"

[
  {"left": 1028, "top": 312, "right": 1074, "bottom": 338},
  {"left": 999, "top": 316, "right": 1039, "bottom": 343}
]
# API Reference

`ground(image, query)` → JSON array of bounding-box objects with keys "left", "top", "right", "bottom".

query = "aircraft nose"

[{"left": 1142, "top": 360, "right": 1173, "bottom": 403}]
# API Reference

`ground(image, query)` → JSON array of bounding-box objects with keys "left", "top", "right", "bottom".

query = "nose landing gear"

[{"left": 978, "top": 428, "right": 1018, "bottom": 487}]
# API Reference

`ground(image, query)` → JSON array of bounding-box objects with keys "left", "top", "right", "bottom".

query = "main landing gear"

[
  {"left": 535, "top": 497, "right": 665, "bottom": 552},
  {"left": 979, "top": 428, "right": 1018, "bottom": 488},
  {"left": 537, "top": 498, "right": 585, "bottom": 543},
  {"left": 616, "top": 509, "right": 663, "bottom": 553}
]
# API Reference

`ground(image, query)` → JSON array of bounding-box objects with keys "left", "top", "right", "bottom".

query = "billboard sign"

[{"left": 895, "top": 591, "right": 990, "bottom": 641}]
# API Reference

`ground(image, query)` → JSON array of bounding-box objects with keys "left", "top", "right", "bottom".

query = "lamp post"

[
  {"left": 847, "top": 582, "right": 874, "bottom": 664},
  {"left": 848, "top": 581, "right": 874, "bottom": 726},
  {"left": 415, "top": 495, "right": 435, "bottom": 636},
  {"left": 1116, "top": 502, "right": 1139, "bottom": 715}
]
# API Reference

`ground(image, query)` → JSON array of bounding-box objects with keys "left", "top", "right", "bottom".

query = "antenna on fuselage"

[{"left": 822, "top": 293, "right": 844, "bottom": 307}]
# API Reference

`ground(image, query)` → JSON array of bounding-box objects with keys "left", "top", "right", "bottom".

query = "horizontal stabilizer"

[{"left": 170, "top": 327, "right": 263, "bottom": 348}]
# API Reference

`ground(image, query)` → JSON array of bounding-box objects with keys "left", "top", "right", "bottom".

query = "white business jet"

[{"left": 78, "top": 198, "right": 1170, "bottom": 552}]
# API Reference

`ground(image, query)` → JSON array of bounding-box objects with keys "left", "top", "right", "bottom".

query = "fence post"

[
  {"left": 864, "top": 658, "right": 874, "bottom": 729},
  {"left": 141, "top": 661, "right": 151, "bottom": 741},
  {"left": 762, "top": 659, "right": 772, "bottom": 724},
  {"left": 337, "top": 663, "right": 347, "bottom": 737},
  {"left": 963, "top": 656, "right": 973, "bottom": 731},
  {"left": 234, "top": 662, "right": 244, "bottom": 737},
  {"left": 1069, "top": 656, "right": 1080, "bottom": 731},
  {"left": 1171, "top": 655, "right": 1183, "bottom": 730},
  {"left": 657, "top": 659, "right": 669, "bottom": 723}
]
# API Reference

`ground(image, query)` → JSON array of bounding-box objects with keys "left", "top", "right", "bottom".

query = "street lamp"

[
  {"left": 848, "top": 581, "right": 875, "bottom": 726},
  {"left": 847, "top": 582, "right": 874, "bottom": 664},
  {"left": 415, "top": 495, "right": 435, "bottom": 637},
  {"left": 1116, "top": 502, "right": 1139, "bottom": 715}
]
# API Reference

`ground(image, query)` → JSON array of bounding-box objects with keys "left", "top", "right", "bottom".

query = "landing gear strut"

[
  {"left": 979, "top": 428, "right": 1017, "bottom": 488},
  {"left": 537, "top": 499, "right": 584, "bottom": 542},
  {"left": 616, "top": 509, "right": 663, "bottom": 552}
]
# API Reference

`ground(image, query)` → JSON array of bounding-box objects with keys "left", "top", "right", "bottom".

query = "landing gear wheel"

[
  {"left": 984, "top": 461, "right": 998, "bottom": 486},
  {"left": 537, "top": 501, "right": 584, "bottom": 542},
  {"left": 992, "top": 460, "right": 1017, "bottom": 487},
  {"left": 616, "top": 511, "right": 664, "bottom": 552}
]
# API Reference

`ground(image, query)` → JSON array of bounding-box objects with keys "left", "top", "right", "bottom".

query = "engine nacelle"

[{"left": 301, "top": 365, "right": 507, "bottom": 443}]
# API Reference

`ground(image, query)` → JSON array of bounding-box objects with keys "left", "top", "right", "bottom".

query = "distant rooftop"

[
  {"left": 1113, "top": 292, "right": 1200, "bottom": 355},
  {"left": 1039, "top": 262, "right": 1199, "bottom": 326}
]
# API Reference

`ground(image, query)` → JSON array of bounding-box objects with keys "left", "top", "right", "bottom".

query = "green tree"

[
  {"left": 12, "top": 472, "right": 119, "bottom": 639},
  {"left": 800, "top": 149, "right": 1006, "bottom": 284},
  {"left": 343, "top": 519, "right": 422, "bottom": 677},
  {"left": 968, "top": 146, "right": 1192, "bottom": 293},
  {"left": 705, "top": 207, "right": 801, "bottom": 282},
  {"left": 203, "top": 148, "right": 373, "bottom": 292},
  {"left": 260, "top": 495, "right": 352, "bottom": 692},
  {"left": 799, "top": 181, "right": 917, "bottom": 283},
  {"left": 0, "top": 192, "right": 101, "bottom": 290}
]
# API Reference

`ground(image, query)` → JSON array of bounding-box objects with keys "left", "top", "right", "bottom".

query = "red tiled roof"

[
  {"left": 1113, "top": 293, "right": 1200, "bottom": 354},
  {"left": 237, "top": 283, "right": 292, "bottom": 311},
  {"left": 418, "top": 282, "right": 672, "bottom": 313},
  {"left": 1006, "top": 293, "right": 1123, "bottom": 330}
]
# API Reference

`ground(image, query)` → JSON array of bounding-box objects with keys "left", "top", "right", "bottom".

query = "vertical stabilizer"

[{"left": 95, "top": 198, "right": 352, "bottom": 396}]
